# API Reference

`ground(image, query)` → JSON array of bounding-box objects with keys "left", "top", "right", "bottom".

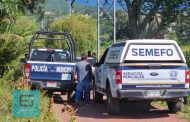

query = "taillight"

[
  {"left": 115, "top": 70, "right": 122, "bottom": 84},
  {"left": 185, "top": 70, "right": 189, "bottom": 83},
  {"left": 25, "top": 63, "right": 30, "bottom": 80}
]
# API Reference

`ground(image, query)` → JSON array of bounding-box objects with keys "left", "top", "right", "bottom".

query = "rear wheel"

[
  {"left": 46, "top": 91, "right": 53, "bottom": 98},
  {"left": 107, "top": 86, "right": 120, "bottom": 115},
  {"left": 167, "top": 101, "right": 183, "bottom": 113},
  {"left": 184, "top": 97, "right": 188, "bottom": 105},
  {"left": 93, "top": 81, "right": 103, "bottom": 103}
]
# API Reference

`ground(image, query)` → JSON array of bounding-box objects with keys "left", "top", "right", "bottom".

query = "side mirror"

[{"left": 20, "top": 58, "right": 26, "bottom": 64}]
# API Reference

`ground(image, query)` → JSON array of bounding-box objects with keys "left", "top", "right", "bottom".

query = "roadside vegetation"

[
  {"left": 179, "top": 97, "right": 190, "bottom": 120},
  {"left": 0, "top": 15, "right": 59, "bottom": 122},
  {"left": 49, "top": 14, "right": 97, "bottom": 55},
  {"left": 0, "top": 1, "right": 96, "bottom": 121},
  {"left": 0, "top": 1, "right": 59, "bottom": 122}
]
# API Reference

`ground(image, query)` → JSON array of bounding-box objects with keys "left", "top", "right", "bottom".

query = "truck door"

[{"left": 96, "top": 48, "right": 109, "bottom": 88}]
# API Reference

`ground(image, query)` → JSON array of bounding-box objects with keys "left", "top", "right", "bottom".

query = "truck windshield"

[
  {"left": 30, "top": 50, "right": 70, "bottom": 62},
  {"left": 30, "top": 51, "right": 51, "bottom": 61},
  {"left": 53, "top": 52, "right": 69, "bottom": 62}
]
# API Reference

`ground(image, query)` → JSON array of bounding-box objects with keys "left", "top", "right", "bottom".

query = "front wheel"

[
  {"left": 167, "top": 101, "right": 183, "bottom": 113},
  {"left": 107, "top": 86, "right": 120, "bottom": 115},
  {"left": 93, "top": 81, "right": 103, "bottom": 103}
]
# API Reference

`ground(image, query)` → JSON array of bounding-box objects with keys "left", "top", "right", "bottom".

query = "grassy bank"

[
  {"left": 0, "top": 76, "right": 59, "bottom": 122},
  {"left": 0, "top": 66, "right": 59, "bottom": 122},
  {"left": 178, "top": 97, "right": 190, "bottom": 120}
]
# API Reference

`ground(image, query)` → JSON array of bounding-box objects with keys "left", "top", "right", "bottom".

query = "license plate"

[
  {"left": 146, "top": 90, "right": 161, "bottom": 97},
  {"left": 61, "top": 74, "right": 71, "bottom": 80},
  {"left": 47, "top": 82, "right": 57, "bottom": 87}
]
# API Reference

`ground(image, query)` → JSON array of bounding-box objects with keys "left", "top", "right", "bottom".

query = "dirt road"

[{"left": 53, "top": 93, "right": 187, "bottom": 122}]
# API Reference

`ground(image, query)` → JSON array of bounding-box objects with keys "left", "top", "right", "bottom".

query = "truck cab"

[{"left": 93, "top": 39, "right": 190, "bottom": 114}]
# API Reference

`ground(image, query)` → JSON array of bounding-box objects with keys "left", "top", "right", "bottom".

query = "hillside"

[{"left": 44, "top": 0, "right": 96, "bottom": 16}]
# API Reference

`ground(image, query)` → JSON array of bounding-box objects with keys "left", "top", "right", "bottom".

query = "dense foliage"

[
  {"left": 49, "top": 14, "right": 97, "bottom": 55},
  {"left": 176, "top": 13, "right": 190, "bottom": 44},
  {"left": 0, "top": 1, "right": 59, "bottom": 122},
  {"left": 107, "top": 0, "right": 190, "bottom": 39}
]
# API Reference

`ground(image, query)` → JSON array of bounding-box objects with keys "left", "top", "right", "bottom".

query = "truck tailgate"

[
  {"left": 121, "top": 65, "right": 188, "bottom": 89},
  {"left": 27, "top": 61, "right": 75, "bottom": 81}
]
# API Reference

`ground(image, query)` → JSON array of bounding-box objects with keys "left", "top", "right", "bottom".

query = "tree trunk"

[{"left": 128, "top": 7, "right": 140, "bottom": 39}]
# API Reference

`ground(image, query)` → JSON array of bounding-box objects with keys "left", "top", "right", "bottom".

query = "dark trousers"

[{"left": 76, "top": 81, "right": 90, "bottom": 104}]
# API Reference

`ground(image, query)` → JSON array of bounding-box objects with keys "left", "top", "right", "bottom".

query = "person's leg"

[
  {"left": 75, "top": 82, "right": 83, "bottom": 103},
  {"left": 84, "top": 82, "right": 91, "bottom": 104}
]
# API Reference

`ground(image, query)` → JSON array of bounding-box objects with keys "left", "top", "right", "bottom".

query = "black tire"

[
  {"left": 67, "top": 89, "right": 76, "bottom": 102},
  {"left": 30, "top": 87, "right": 37, "bottom": 90},
  {"left": 107, "top": 86, "right": 120, "bottom": 115},
  {"left": 167, "top": 101, "right": 183, "bottom": 113},
  {"left": 46, "top": 91, "right": 53, "bottom": 98},
  {"left": 93, "top": 81, "right": 103, "bottom": 103},
  {"left": 30, "top": 85, "right": 39, "bottom": 90},
  {"left": 184, "top": 97, "right": 188, "bottom": 105}
]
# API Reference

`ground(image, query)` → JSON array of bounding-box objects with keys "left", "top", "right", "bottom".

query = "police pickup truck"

[
  {"left": 20, "top": 32, "right": 76, "bottom": 101},
  {"left": 93, "top": 39, "right": 190, "bottom": 114}
]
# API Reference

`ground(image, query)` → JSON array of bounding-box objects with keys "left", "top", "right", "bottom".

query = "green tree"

[
  {"left": 72, "top": 0, "right": 189, "bottom": 39},
  {"left": 0, "top": 0, "right": 45, "bottom": 33},
  {"left": 0, "top": 16, "right": 39, "bottom": 65},
  {"left": 116, "top": 10, "right": 130, "bottom": 39},
  {"left": 117, "top": 0, "right": 189, "bottom": 39},
  {"left": 49, "top": 14, "right": 96, "bottom": 55},
  {"left": 176, "top": 13, "right": 190, "bottom": 44},
  {"left": 0, "top": 0, "right": 43, "bottom": 77},
  {"left": 0, "top": 16, "right": 39, "bottom": 77}
]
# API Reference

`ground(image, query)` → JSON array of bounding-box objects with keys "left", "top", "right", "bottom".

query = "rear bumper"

[
  {"left": 28, "top": 80, "right": 76, "bottom": 91},
  {"left": 116, "top": 89, "right": 190, "bottom": 100}
]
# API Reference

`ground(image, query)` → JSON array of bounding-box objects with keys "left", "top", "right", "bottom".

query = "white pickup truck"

[{"left": 93, "top": 39, "right": 190, "bottom": 114}]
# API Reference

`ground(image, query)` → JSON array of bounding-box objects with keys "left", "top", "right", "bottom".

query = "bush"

[
  {"left": 49, "top": 14, "right": 96, "bottom": 56},
  {"left": 181, "top": 48, "right": 190, "bottom": 121},
  {"left": 0, "top": 15, "right": 59, "bottom": 122},
  {"left": 183, "top": 50, "right": 190, "bottom": 67},
  {"left": 178, "top": 97, "right": 190, "bottom": 120},
  {"left": 0, "top": 78, "right": 59, "bottom": 122}
]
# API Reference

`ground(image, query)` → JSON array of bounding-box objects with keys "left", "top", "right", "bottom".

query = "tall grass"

[
  {"left": 0, "top": 78, "right": 60, "bottom": 122},
  {"left": 0, "top": 66, "right": 59, "bottom": 122},
  {"left": 178, "top": 46, "right": 190, "bottom": 120},
  {"left": 178, "top": 97, "right": 190, "bottom": 120}
]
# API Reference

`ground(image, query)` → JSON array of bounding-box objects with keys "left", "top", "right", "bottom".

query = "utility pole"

[
  {"left": 97, "top": 0, "right": 119, "bottom": 60},
  {"left": 113, "top": 0, "right": 116, "bottom": 43},
  {"left": 97, "top": 0, "right": 100, "bottom": 61},
  {"left": 67, "top": 1, "right": 72, "bottom": 16}
]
